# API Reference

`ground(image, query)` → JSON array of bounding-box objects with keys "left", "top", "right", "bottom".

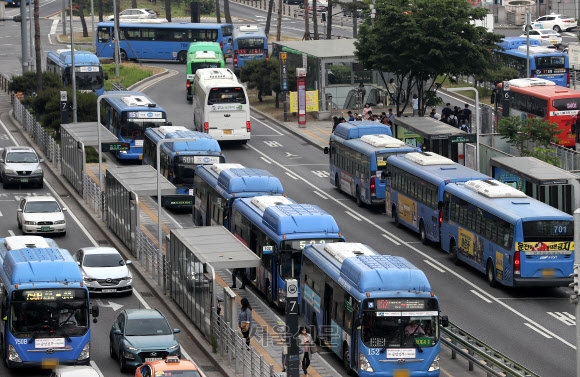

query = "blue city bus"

[
  {"left": 231, "top": 195, "right": 345, "bottom": 308},
  {"left": 142, "top": 126, "right": 225, "bottom": 209},
  {"left": 192, "top": 163, "right": 284, "bottom": 228},
  {"left": 4, "top": 0, "right": 29, "bottom": 6},
  {"left": 101, "top": 91, "right": 170, "bottom": 161},
  {"left": 46, "top": 49, "right": 107, "bottom": 96},
  {"left": 96, "top": 22, "right": 233, "bottom": 63},
  {"left": 301, "top": 242, "right": 446, "bottom": 377},
  {"left": 0, "top": 236, "right": 99, "bottom": 368},
  {"left": 324, "top": 121, "right": 418, "bottom": 207},
  {"left": 385, "top": 152, "right": 490, "bottom": 244},
  {"left": 440, "top": 179, "right": 574, "bottom": 287},
  {"left": 494, "top": 37, "right": 569, "bottom": 87},
  {"left": 232, "top": 25, "right": 268, "bottom": 75}
]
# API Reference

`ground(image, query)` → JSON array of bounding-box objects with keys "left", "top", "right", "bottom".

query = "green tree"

[
  {"left": 497, "top": 116, "right": 561, "bottom": 160},
  {"left": 10, "top": 72, "right": 62, "bottom": 96},
  {"left": 241, "top": 58, "right": 297, "bottom": 108},
  {"left": 354, "top": 0, "right": 503, "bottom": 116}
]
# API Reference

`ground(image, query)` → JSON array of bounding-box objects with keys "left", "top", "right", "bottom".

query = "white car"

[
  {"left": 50, "top": 365, "right": 100, "bottom": 377},
  {"left": 74, "top": 247, "right": 133, "bottom": 294},
  {"left": 523, "top": 13, "right": 577, "bottom": 33},
  {"left": 107, "top": 8, "right": 157, "bottom": 21},
  {"left": 17, "top": 196, "right": 66, "bottom": 236},
  {"left": 520, "top": 29, "right": 562, "bottom": 47}
]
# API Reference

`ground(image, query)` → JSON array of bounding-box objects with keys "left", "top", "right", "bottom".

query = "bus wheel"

[
  {"left": 119, "top": 50, "right": 128, "bottom": 61},
  {"left": 343, "top": 342, "right": 352, "bottom": 374},
  {"left": 450, "top": 240, "right": 461, "bottom": 266},
  {"left": 486, "top": 260, "right": 497, "bottom": 288},
  {"left": 335, "top": 174, "right": 342, "bottom": 192},
  {"left": 178, "top": 51, "right": 187, "bottom": 64},
  {"left": 356, "top": 187, "right": 363, "bottom": 207},
  {"left": 419, "top": 221, "right": 428, "bottom": 245}
]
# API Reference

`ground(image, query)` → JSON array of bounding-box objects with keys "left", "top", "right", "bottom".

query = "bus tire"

[
  {"left": 486, "top": 260, "right": 497, "bottom": 288},
  {"left": 343, "top": 342, "right": 352, "bottom": 374},
  {"left": 356, "top": 186, "right": 363, "bottom": 207},
  {"left": 119, "top": 50, "right": 128, "bottom": 61},
  {"left": 392, "top": 205, "right": 400, "bottom": 228},
  {"left": 450, "top": 240, "right": 461, "bottom": 266},
  {"left": 419, "top": 220, "right": 428, "bottom": 245},
  {"left": 335, "top": 173, "right": 342, "bottom": 193},
  {"left": 178, "top": 51, "right": 187, "bottom": 64}
]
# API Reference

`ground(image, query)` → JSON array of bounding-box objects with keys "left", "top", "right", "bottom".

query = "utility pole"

[
  {"left": 20, "top": 0, "right": 29, "bottom": 73},
  {"left": 62, "top": 0, "right": 66, "bottom": 35},
  {"left": 69, "top": 0, "right": 77, "bottom": 123},
  {"left": 571, "top": 209, "right": 580, "bottom": 377}
]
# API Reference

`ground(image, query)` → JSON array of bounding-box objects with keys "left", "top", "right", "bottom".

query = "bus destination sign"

[
  {"left": 375, "top": 299, "right": 426, "bottom": 310},
  {"left": 13, "top": 289, "right": 86, "bottom": 301},
  {"left": 101, "top": 142, "right": 130, "bottom": 152}
]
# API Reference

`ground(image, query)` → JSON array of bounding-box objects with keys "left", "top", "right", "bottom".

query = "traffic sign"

[
  {"left": 60, "top": 91, "right": 67, "bottom": 101},
  {"left": 101, "top": 142, "right": 130, "bottom": 152}
]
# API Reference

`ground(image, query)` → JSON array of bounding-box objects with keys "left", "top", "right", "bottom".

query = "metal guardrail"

[
  {"left": 442, "top": 322, "right": 541, "bottom": 377},
  {"left": 0, "top": 75, "right": 546, "bottom": 377}
]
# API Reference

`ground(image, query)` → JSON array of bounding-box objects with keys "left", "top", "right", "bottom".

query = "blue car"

[{"left": 109, "top": 309, "right": 181, "bottom": 372}]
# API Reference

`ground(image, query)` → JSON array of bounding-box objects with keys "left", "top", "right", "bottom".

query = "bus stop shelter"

[
  {"left": 60, "top": 122, "right": 118, "bottom": 195},
  {"left": 490, "top": 156, "right": 580, "bottom": 214},
  {"left": 105, "top": 165, "right": 175, "bottom": 254},
  {"left": 393, "top": 116, "right": 473, "bottom": 162},
  {"left": 168, "top": 227, "right": 260, "bottom": 339}
]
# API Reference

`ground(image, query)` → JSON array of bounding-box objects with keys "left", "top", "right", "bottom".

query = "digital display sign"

[
  {"left": 12, "top": 289, "right": 87, "bottom": 301},
  {"left": 375, "top": 299, "right": 426, "bottom": 310},
  {"left": 283, "top": 239, "right": 343, "bottom": 250}
]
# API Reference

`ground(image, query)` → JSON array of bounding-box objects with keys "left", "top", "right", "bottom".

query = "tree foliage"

[
  {"left": 354, "top": 0, "right": 503, "bottom": 115},
  {"left": 10, "top": 72, "right": 62, "bottom": 96},
  {"left": 497, "top": 116, "right": 561, "bottom": 160},
  {"left": 241, "top": 59, "right": 297, "bottom": 108}
]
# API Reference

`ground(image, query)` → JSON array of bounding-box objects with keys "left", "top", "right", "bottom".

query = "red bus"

[{"left": 500, "top": 78, "right": 578, "bottom": 147}]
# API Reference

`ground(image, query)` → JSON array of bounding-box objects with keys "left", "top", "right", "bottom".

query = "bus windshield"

[
  {"left": 553, "top": 98, "right": 580, "bottom": 111},
  {"left": 522, "top": 220, "right": 574, "bottom": 242},
  {"left": 208, "top": 87, "right": 247, "bottom": 104},
  {"left": 191, "top": 62, "right": 221, "bottom": 71},
  {"left": 74, "top": 71, "right": 104, "bottom": 91},
  {"left": 120, "top": 120, "right": 163, "bottom": 139},
  {"left": 10, "top": 300, "right": 89, "bottom": 337},
  {"left": 237, "top": 38, "right": 266, "bottom": 50},
  {"left": 362, "top": 313, "right": 438, "bottom": 348},
  {"left": 535, "top": 55, "right": 566, "bottom": 70}
]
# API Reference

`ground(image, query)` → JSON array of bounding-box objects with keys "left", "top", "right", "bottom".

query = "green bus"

[{"left": 186, "top": 42, "right": 225, "bottom": 102}]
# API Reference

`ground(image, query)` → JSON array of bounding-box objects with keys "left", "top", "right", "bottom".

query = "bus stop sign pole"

[{"left": 285, "top": 278, "right": 299, "bottom": 377}]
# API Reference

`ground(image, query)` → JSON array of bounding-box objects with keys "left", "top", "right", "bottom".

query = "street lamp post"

[
  {"left": 69, "top": 0, "right": 77, "bottom": 122},
  {"left": 446, "top": 87, "right": 479, "bottom": 172},
  {"left": 156, "top": 138, "right": 197, "bottom": 268},
  {"left": 96, "top": 94, "right": 129, "bottom": 191}
]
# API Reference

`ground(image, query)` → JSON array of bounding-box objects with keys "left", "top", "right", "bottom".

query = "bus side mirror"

[
  {"left": 91, "top": 305, "right": 100, "bottom": 323},
  {"left": 440, "top": 315, "right": 449, "bottom": 328},
  {"left": 323, "top": 146, "right": 329, "bottom": 154}
]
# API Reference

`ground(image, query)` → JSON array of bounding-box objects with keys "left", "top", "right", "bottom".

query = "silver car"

[
  {"left": 107, "top": 8, "right": 157, "bottom": 21},
  {"left": 74, "top": 247, "right": 133, "bottom": 294},
  {"left": 0, "top": 146, "right": 44, "bottom": 189}
]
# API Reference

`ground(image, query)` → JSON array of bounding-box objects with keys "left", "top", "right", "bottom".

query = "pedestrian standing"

[
  {"left": 412, "top": 94, "right": 419, "bottom": 116},
  {"left": 238, "top": 298, "right": 253, "bottom": 350},
  {"left": 298, "top": 326, "right": 314, "bottom": 377},
  {"left": 363, "top": 103, "right": 373, "bottom": 120},
  {"left": 441, "top": 103, "right": 452, "bottom": 123},
  {"left": 462, "top": 104, "right": 472, "bottom": 126},
  {"left": 347, "top": 110, "right": 355, "bottom": 121},
  {"left": 386, "top": 108, "right": 396, "bottom": 124},
  {"left": 231, "top": 268, "right": 246, "bottom": 289}
]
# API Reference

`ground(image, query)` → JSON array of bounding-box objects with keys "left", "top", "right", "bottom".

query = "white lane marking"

[
  {"left": 285, "top": 172, "right": 299, "bottom": 180},
  {"left": 470, "top": 289, "right": 493, "bottom": 304},
  {"left": 243, "top": 139, "right": 577, "bottom": 349},
  {"left": 8, "top": 230, "right": 15, "bottom": 236},
  {"left": 345, "top": 211, "right": 361, "bottom": 221},
  {"left": 548, "top": 311, "right": 576, "bottom": 326},
  {"left": 132, "top": 289, "right": 151, "bottom": 309},
  {"left": 50, "top": 19, "right": 59, "bottom": 35},
  {"left": 313, "top": 190, "right": 328, "bottom": 199},
  {"left": 381, "top": 233, "right": 401, "bottom": 246},
  {"left": 0, "top": 210, "right": 2, "bottom": 216},
  {"left": 250, "top": 115, "right": 284, "bottom": 135},
  {"left": 260, "top": 156, "right": 272, "bottom": 164},
  {"left": 311, "top": 170, "right": 329, "bottom": 178},
  {"left": 524, "top": 323, "right": 553, "bottom": 338},
  {"left": 422, "top": 259, "right": 446, "bottom": 273},
  {"left": 90, "top": 360, "right": 104, "bottom": 377}
]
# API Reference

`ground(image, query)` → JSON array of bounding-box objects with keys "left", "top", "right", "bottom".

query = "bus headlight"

[
  {"left": 278, "top": 288, "right": 286, "bottom": 302},
  {"left": 7, "top": 344, "right": 22, "bottom": 362},
  {"left": 78, "top": 342, "right": 90, "bottom": 360},
  {"left": 359, "top": 353, "right": 374, "bottom": 372},
  {"left": 428, "top": 353, "right": 440, "bottom": 371}
]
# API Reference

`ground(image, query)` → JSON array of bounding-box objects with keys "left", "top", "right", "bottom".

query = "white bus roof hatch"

[
  {"left": 250, "top": 196, "right": 293, "bottom": 212},
  {"left": 211, "top": 163, "right": 245, "bottom": 174},
  {"left": 464, "top": 179, "right": 528, "bottom": 198},
  {"left": 158, "top": 126, "right": 189, "bottom": 136},
  {"left": 5, "top": 236, "right": 52, "bottom": 250},
  {"left": 360, "top": 134, "right": 407, "bottom": 148},
  {"left": 239, "top": 25, "right": 259, "bottom": 32},
  {"left": 121, "top": 95, "right": 156, "bottom": 107},
  {"left": 196, "top": 68, "right": 236, "bottom": 80},
  {"left": 507, "top": 78, "right": 556, "bottom": 87},
  {"left": 323, "top": 243, "right": 376, "bottom": 264},
  {"left": 194, "top": 51, "right": 218, "bottom": 60},
  {"left": 405, "top": 152, "right": 455, "bottom": 166}
]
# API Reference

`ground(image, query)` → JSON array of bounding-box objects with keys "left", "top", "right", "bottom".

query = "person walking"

[
  {"left": 362, "top": 103, "right": 373, "bottom": 120},
  {"left": 412, "top": 94, "right": 419, "bottom": 116},
  {"left": 238, "top": 298, "right": 253, "bottom": 350},
  {"left": 298, "top": 326, "right": 314, "bottom": 377},
  {"left": 231, "top": 268, "right": 246, "bottom": 289}
]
